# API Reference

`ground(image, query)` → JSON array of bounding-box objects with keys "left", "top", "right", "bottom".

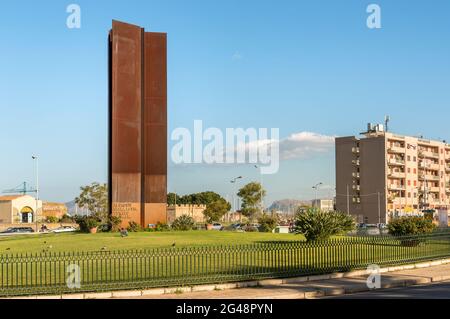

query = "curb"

[{"left": 7, "top": 258, "right": 450, "bottom": 299}]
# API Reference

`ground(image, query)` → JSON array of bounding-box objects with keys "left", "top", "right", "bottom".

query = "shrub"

[
  {"left": 171, "top": 215, "right": 195, "bottom": 231},
  {"left": 388, "top": 217, "right": 436, "bottom": 237},
  {"left": 293, "top": 208, "right": 355, "bottom": 242},
  {"left": 60, "top": 214, "right": 74, "bottom": 223},
  {"left": 127, "top": 221, "right": 142, "bottom": 232},
  {"left": 258, "top": 214, "right": 278, "bottom": 233},
  {"left": 155, "top": 222, "right": 170, "bottom": 232},
  {"left": 45, "top": 216, "right": 59, "bottom": 224},
  {"left": 75, "top": 216, "right": 100, "bottom": 233}
]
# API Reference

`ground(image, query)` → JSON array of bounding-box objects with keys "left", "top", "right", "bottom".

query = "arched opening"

[{"left": 20, "top": 206, "right": 34, "bottom": 223}]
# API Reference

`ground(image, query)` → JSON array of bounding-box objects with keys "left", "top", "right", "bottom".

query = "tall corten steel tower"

[{"left": 108, "top": 20, "right": 167, "bottom": 228}]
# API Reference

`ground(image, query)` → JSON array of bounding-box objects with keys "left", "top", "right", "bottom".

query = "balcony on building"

[
  {"left": 387, "top": 144, "right": 405, "bottom": 154},
  {"left": 388, "top": 158, "right": 405, "bottom": 166},
  {"left": 418, "top": 149, "right": 440, "bottom": 159},
  {"left": 418, "top": 174, "right": 440, "bottom": 182},
  {"left": 388, "top": 171, "right": 406, "bottom": 179},
  {"left": 388, "top": 184, "right": 406, "bottom": 191}
]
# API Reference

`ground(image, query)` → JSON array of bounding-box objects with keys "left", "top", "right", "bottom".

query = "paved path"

[
  {"left": 121, "top": 263, "right": 450, "bottom": 299},
  {"left": 323, "top": 280, "right": 450, "bottom": 299}
]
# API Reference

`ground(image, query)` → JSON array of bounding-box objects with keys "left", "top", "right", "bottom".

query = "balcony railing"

[
  {"left": 388, "top": 158, "right": 405, "bottom": 166},
  {"left": 419, "top": 174, "right": 440, "bottom": 181},
  {"left": 352, "top": 172, "right": 360, "bottom": 178},
  {"left": 388, "top": 184, "right": 406, "bottom": 191},
  {"left": 387, "top": 146, "right": 405, "bottom": 154},
  {"left": 388, "top": 172, "right": 406, "bottom": 179},
  {"left": 419, "top": 150, "right": 440, "bottom": 159}
]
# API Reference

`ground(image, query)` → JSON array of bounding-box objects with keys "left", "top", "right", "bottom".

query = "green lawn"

[
  {"left": 0, "top": 231, "right": 449, "bottom": 296},
  {"left": 0, "top": 231, "right": 303, "bottom": 254}
]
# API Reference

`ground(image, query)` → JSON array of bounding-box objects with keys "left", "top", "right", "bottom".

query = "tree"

[
  {"left": 258, "top": 214, "right": 278, "bottom": 232},
  {"left": 167, "top": 192, "right": 181, "bottom": 205},
  {"left": 168, "top": 191, "right": 225, "bottom": 206},
  {"left": 75, "top": 182, "right": 108, "bottom": 223},
  {"left": 203, "top": 198, "right": 231, "bottom": 224},
  {"left": 237, "top": 182, "right": 266, "bottom": 222},
  {"left": 293, "top": 208, "right": 355, "bottom": 242}
]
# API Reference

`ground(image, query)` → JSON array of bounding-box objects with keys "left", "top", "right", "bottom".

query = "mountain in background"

[
  {"left": 65, "top": 200, "right": 91, "bottom": 216},
  {"left": 268, "top": 199, "right": 312, "bottom": 214}
]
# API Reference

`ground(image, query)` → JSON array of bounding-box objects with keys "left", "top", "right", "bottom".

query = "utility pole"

[
  {"left": 254, "top": 165, "right": 263, "bottom": 214},
  {"left": 378, "top": 191, "right": 381, "bottom": 225},
  {"left": 32, "top": 155, "right": 39, "bottom": 232},
  {"left": 347, "top": 184, "right": 350, "bottom": 215},
  {"left": 312, "top": 182, "right": 323, "bottom": 208},
  {"left": 231, "top": 176, "right": 243, "bottom": 222}
]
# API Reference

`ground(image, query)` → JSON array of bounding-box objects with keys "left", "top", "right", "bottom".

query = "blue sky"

[{"left": 0, "top": 0, "right": 449, "bottom": 206}]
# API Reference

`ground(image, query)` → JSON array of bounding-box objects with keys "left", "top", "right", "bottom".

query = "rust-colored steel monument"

[{"left": 108, "top": 20, "right": 167, "bottom": 228}]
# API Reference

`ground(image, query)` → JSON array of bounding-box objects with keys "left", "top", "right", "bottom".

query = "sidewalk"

[{"left": 125, "top": 263, "right": 450, "bottom": 299}]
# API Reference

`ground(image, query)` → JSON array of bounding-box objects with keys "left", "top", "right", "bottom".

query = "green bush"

[
  {"left": 75, "top": 216, "right": 100, "bottom": 233},
  {"left": 127, "top": 221, "right": 142, "bottom": 232},
  {"left": 257, "top": 214, "right": 278, "bottom": 233},
  {"left": 293, "top": 208, "right": 355, "bottom": 242},
  {"left": 60, "top": 214, "right": 75, "bottom": 223},
  {"left": 45, "top": 216, "right": 59, "bottom": 224},
  {"left": 388, "top": 217, "right": 435, "bottom": 237},
  {"left": 155, "top": 222, "right": 170, "bottom": 232},
  {"left": 171, "top": 215, "right": 195, "bottom": 231}
]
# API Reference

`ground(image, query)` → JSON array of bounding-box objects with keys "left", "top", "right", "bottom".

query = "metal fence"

[{"left": 1, "top": 231, "right": 450, "bottom": 296}]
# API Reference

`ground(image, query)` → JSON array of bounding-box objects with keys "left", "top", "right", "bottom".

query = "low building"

[
  {"left": 311, "top": 199, "right": 335, "bottom": 212},
  {"left": 42, "top": 202, "right": 68, "bottom": 220},
  {"left": 0, "top": 195, "right": 43, "bottom": 224},
  {"left": 167, "top": 204, "right": 207, "bottom": 224}
]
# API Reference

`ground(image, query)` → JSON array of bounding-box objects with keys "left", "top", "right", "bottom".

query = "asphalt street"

[{"left": 323, "top": 280, "right": 450, "bottom": 299}]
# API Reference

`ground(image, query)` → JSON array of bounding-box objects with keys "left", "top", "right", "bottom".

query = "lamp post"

[
  {"left": 312, "top": 182, "right": 323, "bottom": 208},
  {"left": 254, "top": 165, "right": 263, "bottom": 214},
  {"left": 230, "top": 176, "right": 243, "bottom": 221},
  {"left": 32, "top": 155, "right": 39, "bottom": 232}
]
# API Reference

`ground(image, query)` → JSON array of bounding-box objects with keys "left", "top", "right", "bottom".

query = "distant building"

[
  {"left": 311, "top": 199, "right": 334, "bottom": 212},
  {"left": 336, "top": 123, "right": 450, "bottom": 224},
  {"left": 42, "top": 202, "right": 68, "bottom": 220},
  {"left": 166, "top": 205, "right": 207, "bottom": 224},
  {"left": 0, "top": 195, "right": 42, "bottom": 224}
]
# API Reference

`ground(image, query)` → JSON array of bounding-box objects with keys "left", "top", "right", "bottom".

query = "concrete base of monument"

[{"left": 144, "top": 203, "right": 167, "bottom": 227}]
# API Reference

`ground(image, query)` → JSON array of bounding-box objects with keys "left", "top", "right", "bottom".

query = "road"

[{"left": 323, "top": 280, "right": 450, "bottom": 299}]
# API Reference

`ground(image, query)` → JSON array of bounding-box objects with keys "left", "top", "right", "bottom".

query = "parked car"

[
  {"left": 229, "top": 223, "right": 243, "bottom": 230},
  {"left": 0, "top": 227, "right": 34, "bottom": 234},
  {"left": 211, "top": 223, "right": 224, "bottom": 231},
  {"left": 51, "top": 226, "right": 77, "bottom": 233}
]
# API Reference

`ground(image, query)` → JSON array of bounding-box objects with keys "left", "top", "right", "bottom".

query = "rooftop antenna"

[{"left": 385, "top": 115, "right": 390, "bottom": 132}]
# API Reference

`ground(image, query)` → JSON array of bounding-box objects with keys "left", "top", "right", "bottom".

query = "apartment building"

[{"left": 336, "top": 124, "right": 450, "bottom": 224}]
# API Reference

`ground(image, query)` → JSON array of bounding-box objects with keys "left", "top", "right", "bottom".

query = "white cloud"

[
  {"left": 279, "top": 132, "right": 335, "bottom": 160},
  {"left": 221, "top": 131, "right": 335, "bottom": 162}
]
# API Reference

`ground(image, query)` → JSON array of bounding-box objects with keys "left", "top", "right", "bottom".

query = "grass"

[
  {"left": 0, "top": 231, "right": 449, "bottom": 296},
  {"left": 0, "top": 231, "right": 303, "bottom": 254}
]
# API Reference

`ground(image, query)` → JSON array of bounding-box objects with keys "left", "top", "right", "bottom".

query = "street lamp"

[
  {"left": 230, "top": 176, "right": 243, "bottom": 212},
  {"left": 312, "top": 182, "right": 323, "bottom": 208},
  {"left": 32, "top": 155, "right": 39, "bottom": 232},
  {"left": 254, "top": 165, "right": 263, "bottom": 214}
]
